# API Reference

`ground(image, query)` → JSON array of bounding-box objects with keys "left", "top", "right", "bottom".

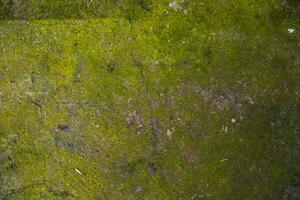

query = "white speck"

[
  {"left": 169, "top": 1, "right": 181, "bottom": 11},
  {"left": 224, "top": 126, "right": 228, "bottom": 133},
  {"left": 75, "top": 168, "right": 83, "bottom": 175},
  {"left": 248, "top": 97, "right": 255, "bottom": 105},
  {"left": 231, "top": 118, "right": 236, "bottom": 123},
  {"left": 288, "top": 28, "right": 295, "bottom": 34},
  {"left": 220, "top": 158, "right": 228, "bottom": 162},
  {"left": 167, "top": 129, "right": 173, "bottom": 138}
]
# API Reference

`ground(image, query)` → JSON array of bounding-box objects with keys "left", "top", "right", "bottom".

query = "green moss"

[{"left": 0, "top": 0, "right": 299, "bottom": 199}]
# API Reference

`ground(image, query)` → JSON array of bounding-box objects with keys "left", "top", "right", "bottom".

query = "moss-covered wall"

[{"left": 0, "top": 0, "right": 299, "bottom": 199}]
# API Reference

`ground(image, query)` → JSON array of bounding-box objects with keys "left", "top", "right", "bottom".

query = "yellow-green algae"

[{"left": 0, "top": 0, "right": 299, "bottom": 199}]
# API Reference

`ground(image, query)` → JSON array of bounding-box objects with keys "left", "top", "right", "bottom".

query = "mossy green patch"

[{"left": 0, "top": 0, "right": 299, "bottom": 199}]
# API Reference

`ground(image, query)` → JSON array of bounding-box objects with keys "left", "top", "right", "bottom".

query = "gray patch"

[
  {"left": 134, "top": 185, "right": 143, "bottom": 193},
  {"left": 281, "top": 185, "right": 300, "bottom": 200}
]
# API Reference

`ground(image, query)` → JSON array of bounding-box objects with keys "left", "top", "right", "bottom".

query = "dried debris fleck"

[
  {"left": 166, "top": 127, "right": 175, "bottom": 138},
  {"left": 169, "top": 1, "right": 181, "bottom": 11},
  {"left": 75, "top": 168, "right": 83, "bottom": 175},
  {"left": 288, "top": 28, "right": 295, "bottom": 34},
  {"left": 126, "top": 111, "right": 143, "bottom": 135}
]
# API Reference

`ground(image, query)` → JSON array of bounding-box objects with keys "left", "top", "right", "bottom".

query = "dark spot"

[
  {"left": 148, "top": 163, "right": 157, "bottom": 174},
  {"left": 58, "top": 124, "right": 70, "bottom": 131},
  {"left": 6, "top": 155, "right": 16, "bottom": 170},
  {"left": 137, "top": 0, "right": 153, "bottom": 11},
  {"left": 107, "top": 62, "right": 117, "bottom": 73},
  {"left": 30, "top": 75, "right": 36, "bottom": 83},
  {"left": 31, "top": 98, "right": 43, "bottom": 108}
]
